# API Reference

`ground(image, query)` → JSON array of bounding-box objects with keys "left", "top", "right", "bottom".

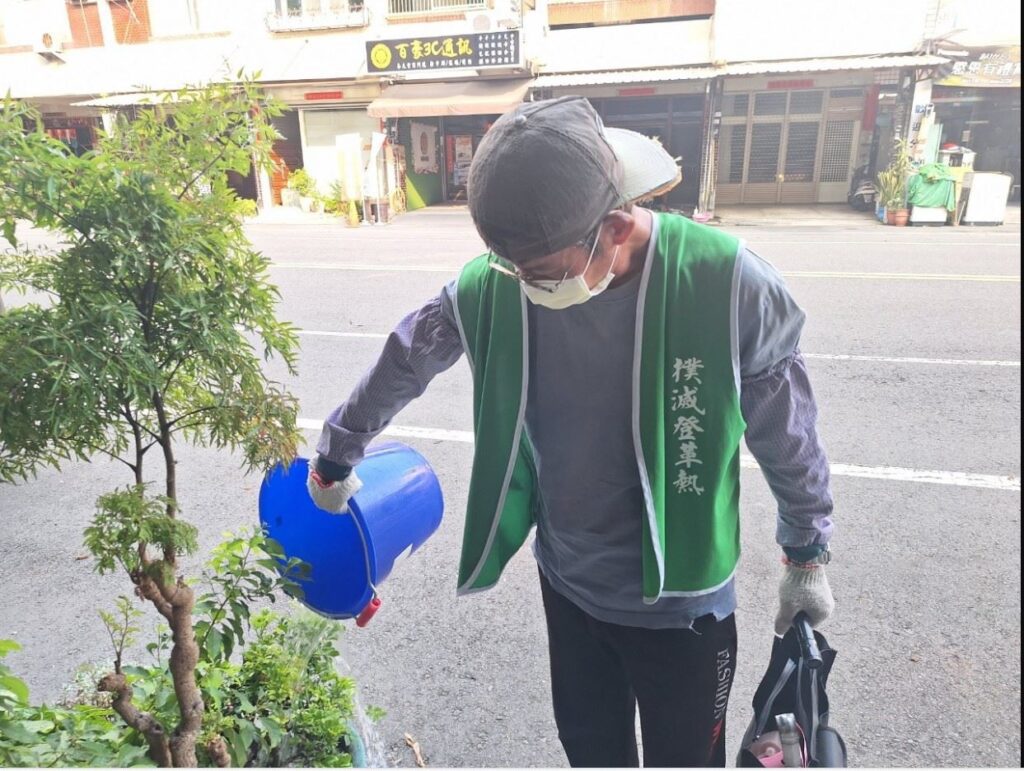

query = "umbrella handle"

[{"left": 794, "top": 612, "right": 823, "bottom": 669}]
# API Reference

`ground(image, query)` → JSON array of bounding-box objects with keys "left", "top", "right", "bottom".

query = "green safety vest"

[{"left": 452, "top": 214, "right": 747, "bottom": 602}]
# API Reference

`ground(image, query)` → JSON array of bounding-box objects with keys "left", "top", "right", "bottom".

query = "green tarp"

[{"left": 908, "top": 163, "right": 957, "bottom": 211}]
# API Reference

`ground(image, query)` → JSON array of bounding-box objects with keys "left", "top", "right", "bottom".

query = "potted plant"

[
  {"left": 876, "top": 167, "right": 902, "bottom": 225},
  {"left": 287, "top": 168, "right": 321, "bottom": 212},
  {"left": 877, "top": 139, "right": 913, "bottom": 226}
]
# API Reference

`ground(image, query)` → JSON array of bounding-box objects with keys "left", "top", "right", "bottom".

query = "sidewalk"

[{"left": 709, "top": 203, "right": 1021, "bottom": 228}]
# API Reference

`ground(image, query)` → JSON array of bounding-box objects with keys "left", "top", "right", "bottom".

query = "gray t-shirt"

[{"left": 525, "top": 215, "right": 804, "bottom": 628}]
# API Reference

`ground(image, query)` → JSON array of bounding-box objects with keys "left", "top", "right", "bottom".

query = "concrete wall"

[
  {"left": 712, "top": 0, "right": 931, "bottom": 62},
  {"left": 0, "top": 0, "right": 73, "bottom": 47},
  {"left": 1, "top": 0, "right": 535, "bottom": 98},
  {"left": 540, "top": 18, "right": 712, "bottom": 73}
]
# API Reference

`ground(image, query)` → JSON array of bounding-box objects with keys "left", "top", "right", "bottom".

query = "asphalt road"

[{"left": 1, "top": 208, "right": 1020, "bottom": 767}]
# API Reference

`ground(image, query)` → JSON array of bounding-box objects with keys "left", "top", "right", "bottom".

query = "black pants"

[{"left": 540, "top": 572, "right": 738, "bottom": 768}]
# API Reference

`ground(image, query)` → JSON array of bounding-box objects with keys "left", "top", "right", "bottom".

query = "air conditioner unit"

[
  {"left": 34, "top": 32, "right": 65, "bottom": 61},
  {"left": 469, "top": 12, "right": 493, "bottom": 32}
]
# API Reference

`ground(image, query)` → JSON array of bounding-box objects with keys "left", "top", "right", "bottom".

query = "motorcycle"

[{"left": 847, "top": 164, "right": 877, "bottom": 211}]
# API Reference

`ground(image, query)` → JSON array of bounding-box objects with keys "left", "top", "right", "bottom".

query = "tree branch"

[
  {"left": 99, "top": 673, "right": 172, "bottom": 768},
  {"left": 176, "top": 133, "right": 242, "bottom": 202},
  {"left": 57, "top": 434, "right": 136, "bottom": 474},
  {"left": 151, "top": 389, "right": 177, "bottom": 563},
  {"left": 205, "top": 735, "right": 232, "bottom": 768},
  {"left": 166, "top": 405, "right": 221, "bottom": 430},
  {"left": 135, "top": 574, "right": 173, "bottom": 621},
  {"left": 122, "top": 404, "right": 162, "bottom": 444},
  {"left": 0, "top": 181, "right": 102, "bottom": 252},
  {"left": 196, "top": 542, "right": 253, "bottom": 656}
]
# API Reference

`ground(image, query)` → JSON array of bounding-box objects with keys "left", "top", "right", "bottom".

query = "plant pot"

[
  {"left": 892, "top": 208, "right": 910, "bottom": 227},
  {"left": 299, "top": 196, "right": 321, "bottom": 213},
  {"left": 281, "top": 188, "right": 301, "bottom": 208},
  {"left": 885, "top": 209, "right": 896, "bottom": 225}
]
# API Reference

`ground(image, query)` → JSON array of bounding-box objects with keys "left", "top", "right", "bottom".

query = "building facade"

[{"left": 1, "top": 0, "right": 1018, "bottom": 213}]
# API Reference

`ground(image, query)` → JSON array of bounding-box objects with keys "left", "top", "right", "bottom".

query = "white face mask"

[{"left": 522, "top": 238, "right": 619, "bottom": 310}]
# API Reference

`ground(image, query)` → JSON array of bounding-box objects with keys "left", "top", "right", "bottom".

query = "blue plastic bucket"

[{"left": 258, "top": 442, "right": 444, "bottom": 619}]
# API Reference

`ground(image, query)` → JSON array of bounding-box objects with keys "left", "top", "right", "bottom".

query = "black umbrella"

[{"left": 737, "top": 613, "right": 848, "bottom": 768}]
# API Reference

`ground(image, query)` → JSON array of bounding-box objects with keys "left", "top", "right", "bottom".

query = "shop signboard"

[
  {"left": 937, "top": 46, "right": 1020, "bottom": 88},
  {"left": 366, "top": 31, "right": 520, "bottom": 74}
]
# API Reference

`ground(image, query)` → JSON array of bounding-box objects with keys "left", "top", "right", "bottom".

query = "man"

[{"left": 308, "top": 97, "right": 834, "bottom": 768}]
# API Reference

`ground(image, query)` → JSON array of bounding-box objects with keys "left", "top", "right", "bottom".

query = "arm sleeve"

[
  {"left": 315, "top": 280, "right": 464, "bottom": 467},
  {"left": 735, "top": 248, "right": 834, "bottom": 548}
]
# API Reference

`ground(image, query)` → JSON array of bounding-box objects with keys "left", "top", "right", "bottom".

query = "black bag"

[{"left": 737, "top": 613, "right": 848, "bottom": 768}]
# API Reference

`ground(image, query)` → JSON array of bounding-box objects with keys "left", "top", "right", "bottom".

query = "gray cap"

[{"left": 468, "top": 96, "right": 681, "bottom": 264}]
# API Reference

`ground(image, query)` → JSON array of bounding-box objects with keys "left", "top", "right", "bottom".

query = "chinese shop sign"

[
  {"left": 937, "top": 47, "right": 1020, "bottom": 88},
  {"left": 366, "top": 31, "right": 520, "bottom": 74}
]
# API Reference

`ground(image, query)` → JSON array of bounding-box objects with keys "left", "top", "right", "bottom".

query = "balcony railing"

[
  {"left": 266, "top": 1, "right": 369, "bottom": 31},
  {"left": 386, "top": 0, "right": 488, "bottom": 17}
]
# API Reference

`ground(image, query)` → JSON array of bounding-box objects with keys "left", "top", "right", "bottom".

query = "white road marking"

[
  {"left": 783, "top": 270, "right": 1019, "bottom": 282},
  {"left": 755, "top": 240, "right": 1020, "bottom": 247},
  {"left": 271, "top": 262, "right": 1021, "bottom": 282},
  {"left": 295, "top": 330, "right": 1021, "bottom": 367},
  {"left": 296, "top": 419, "right": 1020, "bottom": 492},
  {"left": 297, "top": 330, "right": 389, "bottom": 339},
  {"left": 802, "top": 353, "right": 1020, "bottom": 367},
  {"left": 271, "top": 262, "right": 460, "bottom": 272}
]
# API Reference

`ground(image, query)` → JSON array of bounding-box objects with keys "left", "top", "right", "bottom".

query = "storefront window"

[
  {"left": 723, "top": 94, "right": 749, "bottom": 117},
  {"left": 789, "top": 90, "right": 824, "bottom": 115},
  {"left": 753, "top": 92, "right": 787, "bottom": 116}
]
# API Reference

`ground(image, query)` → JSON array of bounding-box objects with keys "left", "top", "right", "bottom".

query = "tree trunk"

[{"left": 165, "top": 579, "right": 203, "bottom": 767}]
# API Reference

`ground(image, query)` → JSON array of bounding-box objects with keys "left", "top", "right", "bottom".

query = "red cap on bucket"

[{"left": 356, "top": 597, "right": 382, "bottom": 627}]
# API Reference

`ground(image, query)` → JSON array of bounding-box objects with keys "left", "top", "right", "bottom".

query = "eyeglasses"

[{"left": 487, "top": 227, "right": 602, "bottom": 294}]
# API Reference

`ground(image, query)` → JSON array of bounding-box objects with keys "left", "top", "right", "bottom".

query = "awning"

[
  {"left": 367, "top": 79, "right": 532, "bottom": 118},
  {"left": 72, "top": 91, "right": 182, "bottom": 108},
  {"left": 535, "top": 54, "right": 948, "bottom": 88}
]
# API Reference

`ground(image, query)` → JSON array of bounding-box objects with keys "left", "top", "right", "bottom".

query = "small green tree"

[{"left": 0, "top": 78, "right": 301, "bottom": 766}]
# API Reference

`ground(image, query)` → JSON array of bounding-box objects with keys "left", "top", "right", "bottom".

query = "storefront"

[
  {"left": 931, "top": 47, "right": 1021, "bottom": 200},
  {"left": 531, "top": 75, "right": 712, "bottom": 211},
  {"left": 591, "top": 93, "right": 706, "bottom": 209},
  {"left": 715, "top": 72, "right": 875, "bottom": 205},
  {"left": 365, "top": 31, "right": 531, "bottom": 210},
  {"left": 40, "top": 115, "right": 102, "bottom": 156},
  {"left": 262, "top": 82, "right": 384, "bottom": 206}
]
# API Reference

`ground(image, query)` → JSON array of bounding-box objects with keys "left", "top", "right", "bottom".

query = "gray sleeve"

[
  {"left": 315, "top": 280, "right": 464, "bottom": 467},
  {"left": 736, "top": 248, "right": 806, "bottom": 378},
  {"left": 741, "top": 353, "right": 834, "bottom": 548},
  {"left": 735, "top": 248, "right": 833, "bottom": 548}
]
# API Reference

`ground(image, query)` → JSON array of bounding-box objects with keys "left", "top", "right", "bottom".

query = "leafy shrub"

[
  {"left": 1, "top": 641, "right": 151, "bottom": 767},
  {"left": 0, "top": 78, "right": 302, "bottom": 765},
  {"left": 236, "top": 198, "right": 259, "bottom": 218},
  {"left": 286, "top": 169, "right": 318, "bottom": 198},
  {"left": 322, "top": 182, "right": 363, "bottom": 219},
  {"left": 1, "top": 530, "right": 370, "bottom": 768}
]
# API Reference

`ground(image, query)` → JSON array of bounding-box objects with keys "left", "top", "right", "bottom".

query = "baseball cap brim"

[{"left": 604, "top": 127, "right": 683, "bottom": 204}]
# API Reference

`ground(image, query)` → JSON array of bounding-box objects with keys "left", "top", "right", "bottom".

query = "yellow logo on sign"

[{"left": 370, "top": 43, "right": 393, "bottom": 70}]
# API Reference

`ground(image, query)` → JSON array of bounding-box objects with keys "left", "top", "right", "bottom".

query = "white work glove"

[
  {"left": 774, "top": 561, "right": 834, "bottom": 636},
  {"left": 306, "top": 455, "right": 363, "bottom": 514}
]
